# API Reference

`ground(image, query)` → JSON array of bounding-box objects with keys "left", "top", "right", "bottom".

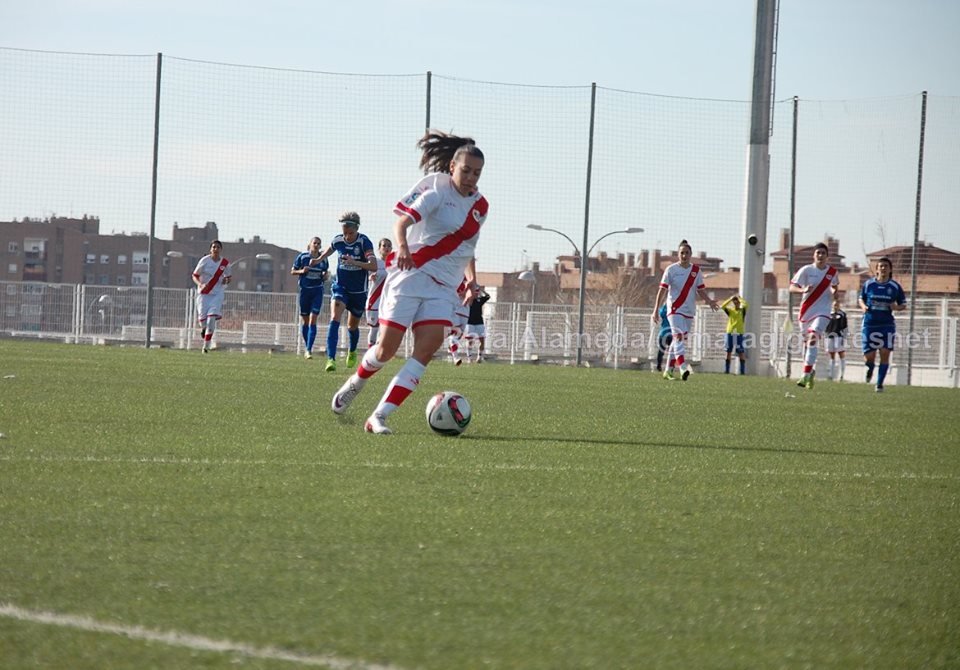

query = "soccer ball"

[{"left": 425, "top": 391, "right": 472, "bottom": 435}]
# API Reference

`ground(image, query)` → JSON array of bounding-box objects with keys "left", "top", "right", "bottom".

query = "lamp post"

[{"left": 527, "top": 224, "right": 643, "bottom": 366}]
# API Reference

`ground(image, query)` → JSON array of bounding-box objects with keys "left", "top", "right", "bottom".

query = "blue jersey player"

[
  {"left": 859, "top": 257, "right": 906, "bottom": 392},
  {"left": 290, "top": 236, "right": 329, "bottom": 359},
  {"left": 316, "top": 212, "right": 376, "bottom": 371}
]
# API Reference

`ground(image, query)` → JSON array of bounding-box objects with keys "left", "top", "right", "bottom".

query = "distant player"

[
  {"left": 192, "top": 239, "right": 232, "bottom": 353},
  {"left": 331, "top": 130, "right": 488, "bottom": 434},
  {"left": 365, "top": 238, "right": 393, "bottom": 349},
  {"left": 859, "top": 257, "right": 906, "bottom": 392},
  {"left": 464, "top": 285, "right": 490, "bottom": 363},
  {"left": 720, "top": 294, "right": 748, "bottom": 375},
  {"left": 290, "top": 236, "right": 329, "bottom": 359},
  {"left": 651, "top": 239, "right": 719, "bottom": 381},
  {"left": 824, "top": 297, "right": 848, "bottom": 381},
  {"left": 789, "top": 242, "right": 839, "bottom": 389},
  {"left": 655, "top": 303, "right": 673, "bottom": 375},
  {"left": 447, "top": 278, "right": 470, "bottom": 365},
  {"left": 316, "top": 212, "right": 376, "bottom": 372}
]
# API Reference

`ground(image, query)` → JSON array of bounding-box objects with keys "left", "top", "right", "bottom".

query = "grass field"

[{"left": 0, "top": 340, "right": 958, "bottom": 669}]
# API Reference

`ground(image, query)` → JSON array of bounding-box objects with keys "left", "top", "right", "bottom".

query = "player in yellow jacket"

[{"left": 720, "top": 294, "right": 748, "bottom": 375}]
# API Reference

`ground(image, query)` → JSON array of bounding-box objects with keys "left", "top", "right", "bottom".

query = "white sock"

[{"left": 375, "top": 358, "right": 426, "bottom": 418}]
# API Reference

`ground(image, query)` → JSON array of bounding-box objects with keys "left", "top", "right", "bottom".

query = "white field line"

[
  {"left": 0, "top": 603, "right": 403, "bottom": 670},
  {"left": 0, "top": 453, "right": 956, "bottom": 482}
]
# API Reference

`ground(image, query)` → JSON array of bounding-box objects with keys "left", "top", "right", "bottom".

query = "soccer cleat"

[
  {"left": 806, "top": 370, "right": 816, "bottom": 389},
  {"left": 201, "top": 346, "right": 209, "bottom": 354},
  {"left": 865, "top": 368, "right": 873, "bottom": 384},
  {"left": 331, "top": 377, "right": 364, "bottom": 414},
  {"left": 364, "top": 412, "right": 393, "bottom": 434},
  {"left": 454, "top": 358, "right": 463, "bottom": 367},
  {"left": 346, "top": 350, "right": 358, "bottom": 368},
  {"left": 662, "top": 369, "right": 675, "bottom": 381},
  {"left": 681, "top": 365, "right": 691, "bottom": 381},
  {"left": 875, "top": 385, "right": 884, "bottom": 393},
  {"left": 304, "top": 350, "right": 312, "bottom": 360},
  {"left": 324, "top": 358, "right": 336, "bottom": 373},
  {"left": 796, "top": 374, "right": 809, "bottom": 388}
]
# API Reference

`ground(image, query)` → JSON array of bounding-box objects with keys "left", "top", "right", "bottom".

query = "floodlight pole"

[{"left": 740, "top": 0, "right": 776, "bottom": 375}]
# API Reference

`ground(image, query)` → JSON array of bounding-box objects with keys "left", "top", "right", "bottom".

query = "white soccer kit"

[
  {"left": 791, "top": 263, "right": 838, "bottom": 333},
  {"left": 660, "top": 262, "right": 704, "bottom": 336},
  {"left": 380, "top": 173, "right": 489, "bottom": 330},
  {"left": 193, "top": 254, "right": 232, "bottom": 321},
  {"left": 365, "top": 258, "right": 387, "bottom": 326}
]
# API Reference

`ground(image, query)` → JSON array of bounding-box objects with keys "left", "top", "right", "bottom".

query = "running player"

[
  {"left": 192, "top": 240, "right": 232, "bottom": 353},
  {"left": 447, "top": 278, "right": 470, "bottom": 366},
  {"left": 651, "top": 239, "right": 719, "bottom": 381},
  {"left": 290, "top": 236, "right": 329, "bottom": 359},
  {"left": 859, "top": 257, "right": 906, "bottom": 392},
  {"left": 331, "top": 130, "right": 488, "bottom": 434},
  {"left": 316, "top": 212, "right": 376, "bottom": 372},
  {"left": 365, "top": 238, "right": 392, "bottom": 349},
  {"left": 824, "top": 297, "right": 848, "bottom": 381},
  {"left": 788, "top": 242, "right": 839, "bottom": 389}
]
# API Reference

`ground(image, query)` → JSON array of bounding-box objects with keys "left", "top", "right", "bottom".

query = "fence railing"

[{"left": 3, "top": 281, "right": 957, "bottom": 388}]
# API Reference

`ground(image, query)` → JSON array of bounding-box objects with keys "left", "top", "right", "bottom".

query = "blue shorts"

[
  {"left": 298, "top": 286, "right": 324, "bottom": 316},
  {"left": 331, "top": 284, "right": 367, "bottom": 319},
  {"left": 725, "top": 333, "right": 744, "bottom": 354},
  {"left": 862, "top": 325, "right": 896, "bottom": 354}
]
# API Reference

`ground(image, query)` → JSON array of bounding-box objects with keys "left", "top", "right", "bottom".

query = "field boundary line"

[
  {"left": 0, "top": 453, "right": 957, "bottom": 482},
  {"left": 0, "top": 603, "right": 403, "bottom": 670}
]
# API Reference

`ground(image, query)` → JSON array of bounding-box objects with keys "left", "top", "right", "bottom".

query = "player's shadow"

[{"left": 460, "top": 434, "right": 883, "bottom": 458}]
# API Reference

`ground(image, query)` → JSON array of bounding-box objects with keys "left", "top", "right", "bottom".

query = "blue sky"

[
  {"left": 1, "top": 1, "right": 958, "bottom": 273},
  {"left": 3, "top": 0, "right": 957, "bottom": 99}
]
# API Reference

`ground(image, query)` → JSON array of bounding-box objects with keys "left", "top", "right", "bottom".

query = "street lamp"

[{"left": 526, "top": 223, "right": 644, "bottom": 366}]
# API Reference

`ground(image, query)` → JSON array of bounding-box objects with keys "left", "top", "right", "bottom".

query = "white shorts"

[
  {"left": 464, "top": 324, "right": 486, "bottom": 339},
  {"left": 196, "top": 292, "right": 224, "bottom": 322},
  {"left": 450, "top": 309, "right": 468, "bottom": 334},
  {"left": 802, "top": 315, "right": 830, "bottom": 336},
  {"left": 666, "top": 313, "right": 692, "bottom": 338},
  {"left": 825, "top": 336, "right": 846, "bottom": 353},
  {"left": 379, "top": 270, "right": 458, "bottom": 331}
]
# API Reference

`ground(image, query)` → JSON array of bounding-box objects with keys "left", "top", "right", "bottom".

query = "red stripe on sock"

[
  {"left": 384, "top": 385, "right": 413, "bottom": 407},
  {"left": 357, "top": 363, "right": 380, "bottom": 379}
]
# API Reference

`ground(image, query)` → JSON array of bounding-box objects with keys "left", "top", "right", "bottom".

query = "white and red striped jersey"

[
  {"left": 192, "top": 255, "right": 232, "bottom": 298},
  {"left": 366, "top": 258, "right": 387, "bottom": 310},
  {"left": 791, "top": 263, "right": 838, "bottom": 323},
  {"left": 392, "top": 173, "right": 488, "bottom": 289},
  {"left": 660, "top": 263, "right": 704, "bottom": 318}
]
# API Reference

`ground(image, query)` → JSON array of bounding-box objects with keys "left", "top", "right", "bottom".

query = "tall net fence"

[{"left": 1, "top": 48, "right": 958, "bottom": 383}]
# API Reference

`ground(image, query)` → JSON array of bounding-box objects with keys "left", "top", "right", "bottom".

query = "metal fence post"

[
  {"left": 575, "top": 83, "right": 597, "bottom": 367},
  {"left": 906, "top": 91, "right": 927, "bottom": 386},
  {"left": 145, "top": 52, "right": 163, "bottom": 349}
]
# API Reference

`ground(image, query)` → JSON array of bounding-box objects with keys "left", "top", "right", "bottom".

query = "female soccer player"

[
  {"left": 464, "top": 285, "right": 491, "bottom": 363},
  {"left": 290, "top": 236, "right": 329, "bottom": 359},
  {"left": 332, "top": 130, "right": 488, "bottom": 434},
  {"left": 315, "top": 212, "right": 377, "bottom": 372},
  {"left": 788, "top": 242, "right": 839, "bottom": 389},
  {"left": 192, "top": 240, "right": 232, "bottom": 353},
  {"left": 365, "top": 238, "right": 393, "bottom": 349},
  {"left": 859, "top": 257, "right": 906, "bottom": 392},
  {"left": 651, "top": 239, "right": 719, "bottom": 381},
  {"left": 824, "top": 297, "right": 849, "bottom": 381}
]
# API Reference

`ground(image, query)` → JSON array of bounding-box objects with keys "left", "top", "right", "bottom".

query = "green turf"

[{"left": 0, "top": 341, "right": 958, "bottom": 669}]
